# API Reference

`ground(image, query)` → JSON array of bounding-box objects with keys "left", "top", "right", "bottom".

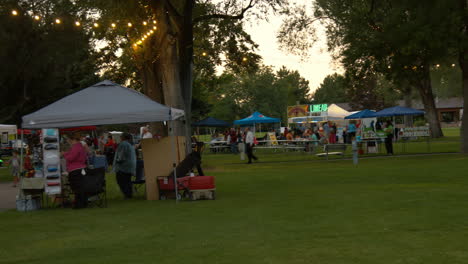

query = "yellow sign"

[
  {"left": 287, "top": 105, "right": 308, "bottom": 118},
  {"left": 268, "top": 132, "right": 278, "bottom": 145}
]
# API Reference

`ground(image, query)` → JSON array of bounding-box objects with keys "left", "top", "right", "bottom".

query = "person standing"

[
  {"left": 229, "top": 128, "right": 238, "bottom": 154},
  {"left": 384, "top": 120, "right": 394, "bottom": 155},
  {"left": 347, "top": 121, "right": 357, "bottom": 143},
  {"left": 329, "top": 123, "right": 337, "bottom": 144},
  {"left": 104, "top": 135, "right": 116, "bottom": 166},
  {"left": 62, "top": 133, "right": 88, "bottom": 209},
  {"left": 113, "top": 133, "right": 136, "bottom": 199},
  {"left": 244, "top": 127, "right": 258, "bottom": 164},
  {"left": 9, "top": 150, "right": 20, "bottom": 187}
]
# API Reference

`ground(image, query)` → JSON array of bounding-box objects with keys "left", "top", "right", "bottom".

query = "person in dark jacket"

[{"left": 113, "top": 133, "right": 136, "bottom": 199}]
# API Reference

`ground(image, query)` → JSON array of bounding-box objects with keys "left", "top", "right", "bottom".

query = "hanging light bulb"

[
  {"left": 242, "top": 57, "right": 248, "bottom": 62},
  {"left": 153, "top": 20, "right": 157, "bottom": 24},
  {"left": 150, "top": 30, "right": 154, "bottom": 34},
  {"left": 93, "top": 22, "right": 99, "bottom": 28},
  {"left": 34, "top": 15, "right": 40, "bottom": 21},
  {"left": 75, "top": 21, "right": 81, "bottom": 26},
  {"left": 153, "top": 26, "right": 157, "bottom": 30},
  {"left": 111, "top": 23, "right": 116, "bottom": 28},
  {"left": 11, "top": 10, "right": 18, "bottom": 16},
  {"left": 143, "top": 21, "right": 148, "bottom": 26},
  {"left": 128, "top": 22, "right": 133, "bottom": 27},
  {"left": 133, "top": 44, "right": 138, "bottom": 47},
  {"left": 55, "top": 18, "right": 61, "bottom": 24},
  {"left": 436, "top": 64, "right": 440, "bottom": 68},
  {"left": 202, "top": 52, "right": 207, "bottom": 56},
  {"left": 452, "top": 63, "right": 456, "bottom": 67},
  {"left": 387, "top": 65, "right": 391, "bottom": 69}
]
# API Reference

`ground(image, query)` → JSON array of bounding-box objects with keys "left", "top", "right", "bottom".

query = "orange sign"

[{"left": 287, "top": 105, "right": 308, "bottom": 118}]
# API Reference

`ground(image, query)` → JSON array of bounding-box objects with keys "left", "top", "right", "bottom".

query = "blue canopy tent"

[
  {"left": 373, "top": 106, "right": 425, "bottom": 117},
  {"left": 345, "top": 109, "right": 376, "bottom": 119},
  {"left": 374, "top": 106, "right": 425, "bottom": 141},
  {"left": 192, "top": 117, "right": 230, "bottom": 127},
  {"left": 234, "top": 111, "right": 280, "bottom": 132}
]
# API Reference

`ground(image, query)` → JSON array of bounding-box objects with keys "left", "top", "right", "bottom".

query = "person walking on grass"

[
  {"left": 113, "top": 133, "right": 136, "bottom": 199},
  {"left": 245, "top": 127, "right": 258, "bottom": 164}
]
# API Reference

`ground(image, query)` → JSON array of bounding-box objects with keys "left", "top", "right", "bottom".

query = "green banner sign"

[{"left": 310, "top": 104, "right": 328, "bottom": 113}]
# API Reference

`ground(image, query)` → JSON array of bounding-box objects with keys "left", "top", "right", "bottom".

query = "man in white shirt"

[{"left": 244, "top": 127, "right": 258, "bottom": 164}]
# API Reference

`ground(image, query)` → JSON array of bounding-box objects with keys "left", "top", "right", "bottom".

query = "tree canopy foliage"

[
  {"left": 0, "top": 0, "right": 99, "bottom": 124},
  {"left": 194, "top": 66, "right": 310, "bottom": 124}
]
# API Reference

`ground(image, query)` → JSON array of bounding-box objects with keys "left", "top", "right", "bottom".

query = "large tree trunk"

[
  {"left": 179, "top": 0, "right": 195, "bottom": 154},
  {"left": 141, "top": 1, "right": 187, "bottom": 139},
  {"left": 459, "top": 0, "right": 468, "bottom": 154},
  {"left": 403, "top": 85, "right": 413, "bottom": 127},
  {"left": 459, "top": 49, "right": 468, "bottom": 153},
  {"left": 416, "top": 66, "right": 443, "bottom": 138},
  {"left": 142, "top": 62, "right": 167, "bottom": 136}
]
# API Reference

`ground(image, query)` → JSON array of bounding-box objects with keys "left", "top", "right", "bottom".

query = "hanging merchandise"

[{"left": 42, "top": 128, "right": 61, "bottom": 195}]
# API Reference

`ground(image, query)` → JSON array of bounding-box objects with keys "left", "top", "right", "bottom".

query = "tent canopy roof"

[
  {"left": 192, "top": 117, "right": 231, "bottom": 127},
  {"left": 22, "top": 80, "right": 184, "bottom": 128},
  {"left": 327, "top": 104, "right": 351, "bottom": 119},
  {"left": 374, "top": 106, "right": 425, "bottom": 117},
  {"left": 0, "top": 124, "right": 17, "bottom": 133},
  {"left": 234, "top": 111, "right": 280, "bottom": 125},
  {"left": 345, "top": 109, "right": 376, "bottom": 119}
]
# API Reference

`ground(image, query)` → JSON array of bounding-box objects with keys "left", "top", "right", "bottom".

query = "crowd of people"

[{"left": 206, "top": 119, "right": 396, "bottom": 161}]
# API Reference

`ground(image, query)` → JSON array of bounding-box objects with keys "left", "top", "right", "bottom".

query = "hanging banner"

[{"left": 287, "top": 105, "right": 309, "bottom": 118}]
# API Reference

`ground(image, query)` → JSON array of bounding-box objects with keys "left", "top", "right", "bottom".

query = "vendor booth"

[{"left": 19, "top": 80, "right": 185, "bottom": 210}]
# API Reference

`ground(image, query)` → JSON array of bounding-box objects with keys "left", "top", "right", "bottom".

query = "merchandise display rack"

[{"left": 42, "top": 128, "right": 61, "bottom": 195}]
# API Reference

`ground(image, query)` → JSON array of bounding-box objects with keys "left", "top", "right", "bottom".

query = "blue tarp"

[
  {"left": 234, "top": 111, "right": 280, "bottom": 125},
  {"left": 345, "top": 109, "right": 376, "bottom": 119},
  {"left": 192, "top": 117, "right": 230, "bottom": 127},
  {"left": 373, "top": 106, "right": 425, "bottom": 117}
]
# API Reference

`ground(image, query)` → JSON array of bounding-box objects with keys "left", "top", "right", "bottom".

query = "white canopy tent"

[
  {"left": 22, "top": 80, "right": 184, "bottom": 128},
  {"left": 21, "top": 80, "right": 185, "bottom": 201}
]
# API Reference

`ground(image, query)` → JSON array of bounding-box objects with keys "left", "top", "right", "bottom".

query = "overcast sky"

[{"left": 244, "top": 9, "right": 342, "bottom": 94}]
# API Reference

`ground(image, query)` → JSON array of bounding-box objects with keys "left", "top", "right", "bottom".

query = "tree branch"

[
  {"left": 193, "top": 0, "right": 255, "bottom": 24},
  {"left": 165, "top": 0, "right": 183, "bottom": 17}
]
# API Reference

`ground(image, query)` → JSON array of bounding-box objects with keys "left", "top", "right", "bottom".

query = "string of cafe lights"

[
  {"left": 10, "top": 9, "right": 158, "bottom": 49},
  {"left": 10, "top": 8, "right": 252, "bottom": 60}
]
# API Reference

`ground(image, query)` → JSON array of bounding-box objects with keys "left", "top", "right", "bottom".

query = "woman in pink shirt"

[{"left": 63, "top": 133, "right": 88, "bottom": 209}]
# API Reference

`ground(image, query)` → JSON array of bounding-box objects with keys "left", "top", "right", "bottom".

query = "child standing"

[{"left": 9, "top": 151, "right": 20, "bottom": 187}]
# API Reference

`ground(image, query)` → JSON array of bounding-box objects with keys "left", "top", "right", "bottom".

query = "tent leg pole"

[
  {"left": 17, "top": 129, "right": 24, "bottom": 200},
  {"left": 170, "top": 121, "right": 178, "bottom": 202}
]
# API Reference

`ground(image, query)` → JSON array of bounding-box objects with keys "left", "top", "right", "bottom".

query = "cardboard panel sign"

[{"left": 401, "top": 127, "right": 430, "bottom": 137}]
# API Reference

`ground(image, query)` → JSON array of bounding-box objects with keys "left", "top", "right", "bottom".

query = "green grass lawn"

[{"left": 1, "top": 154, "right": 468, "bottom": 263}]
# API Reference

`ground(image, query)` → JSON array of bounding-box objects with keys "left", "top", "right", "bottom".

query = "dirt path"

[{"left": 0, "top": 182, "right": 17, "bottom": 211}]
